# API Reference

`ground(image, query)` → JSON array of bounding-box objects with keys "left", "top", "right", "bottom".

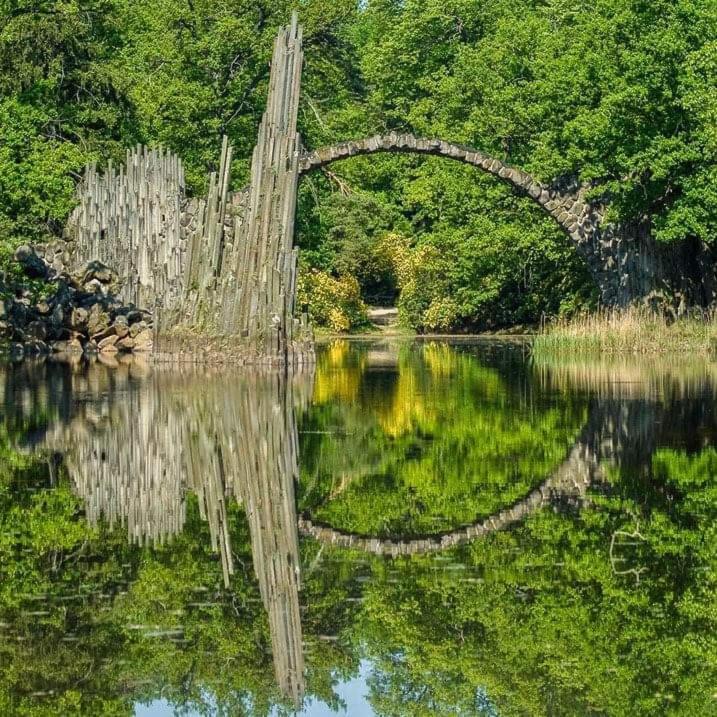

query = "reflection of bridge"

[
  {"left": 6, "top": 357, "right": 712, "bottom": 705},
  {"left": 298, "top": 434, "right": 602, "bottom": 556}
]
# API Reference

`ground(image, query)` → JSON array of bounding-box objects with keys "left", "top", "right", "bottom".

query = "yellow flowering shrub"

[{"left": 297, "top": 268, "right": 369, "bottom": 332}]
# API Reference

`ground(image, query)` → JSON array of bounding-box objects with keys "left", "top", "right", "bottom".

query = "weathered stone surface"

[
  {"left": 126, "top": 310, "right": 146, "bottom": 324},
  {"left": 133, "top": 329, "right": 153, "bottom": 351},
  {"left": 98, "top": 334, "right": 119, "bottom": 349},
  {"left": 87, "top": 305, "right": 110, "bottom": 337},
  {"left": 26, "top": 321, "right": 47, "bottom": 341},
  {"left": 80, "top": 260, "right": 116, "bottom": 285},
  {"left": 113, "top": 315, "right": 130, "bottom": 338},
  {"left": 129, "top": 320, "right": 148, "bottom": 338},
  {"left": 70, "top": 307, "right": 89, "bottom": 330},
  {"left": 51, "top": 339, "right": 83, "bottom": 353},
  {"left": 23, "top": 339, "right": 49, "bottom": 355},
  {"left": 14, "top": 245, "right": 48, "bottom": 279},
  {"left": 50, "top": 304, "right": 64, "bottom": 328},
  {"left": 116, "top": 336, "right": 135, "bottom": 350},
  {"left": 2, "top": 248, "right": 154, "bottom": 357},
  {"left": 83, "top": 278, "right": 105, "bottom": 295}
]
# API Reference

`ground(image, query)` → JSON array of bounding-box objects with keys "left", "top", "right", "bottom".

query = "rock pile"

[{"left": 1, "top": 245, "right": 153, "bottom": 359}]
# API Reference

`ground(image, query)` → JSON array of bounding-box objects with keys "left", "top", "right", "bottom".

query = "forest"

[{"left": 2, "top": 0, "right": 716, "bottom": 333}]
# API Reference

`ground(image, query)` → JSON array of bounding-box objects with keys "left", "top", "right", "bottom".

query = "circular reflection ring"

[{"left": 298, "top": 439, "right": 601, "bottom": 556}]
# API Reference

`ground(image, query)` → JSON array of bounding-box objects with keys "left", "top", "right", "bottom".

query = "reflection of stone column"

[
  {"left": 231, "top": 372, "right": 305, "bottom": 706},
  {"left": 0, "top": 359, "right": 310, "bottom": 705}
]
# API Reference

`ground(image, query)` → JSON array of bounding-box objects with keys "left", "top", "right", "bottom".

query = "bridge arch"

[{"left": 298, "top": 133, "right": 602, "bottom": 253}]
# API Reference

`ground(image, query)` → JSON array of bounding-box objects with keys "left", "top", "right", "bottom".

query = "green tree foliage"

[
  {"left": 297, "top": 268, "right": 370, "bottom": 332},
  {"left": 0, "top": 0, "right": 715, "bottom": 329},
  {"left": 351, "top": 0, "right": 717, "bottom": 239},
  {"left": 297, "top": 0, "right": 716, "bottom": 329},
  {"left": 0, "top": 0, "right": 132, "bottom": 244}
]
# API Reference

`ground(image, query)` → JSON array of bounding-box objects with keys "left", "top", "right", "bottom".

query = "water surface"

[{"left": 1, "top": 339, "right": 716, "bottom": 716}]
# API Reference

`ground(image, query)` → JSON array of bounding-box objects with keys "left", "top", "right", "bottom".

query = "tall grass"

[{"left": 534, "top": 307, "right": 717, "bottom": 355}]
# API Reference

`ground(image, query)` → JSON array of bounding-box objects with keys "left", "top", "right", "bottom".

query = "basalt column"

[
  {"left": 63, "top": 13, "right": 314, "bottom": 365},
  {"left": 215, "top": 12, "right": 311, "bottom": 364},
  {"left": 64, "top": 146, "right": 187, "bottom": 314}
]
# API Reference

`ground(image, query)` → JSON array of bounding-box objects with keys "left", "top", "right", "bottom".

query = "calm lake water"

[{"left": 1, "top": 339, "right": 717, "bottom": 716}]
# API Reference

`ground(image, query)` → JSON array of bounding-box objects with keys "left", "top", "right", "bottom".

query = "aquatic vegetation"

[{"left": 534, "top": 307, "right": 717, "bottom": 355}]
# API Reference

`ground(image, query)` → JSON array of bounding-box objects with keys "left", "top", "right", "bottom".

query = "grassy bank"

[{"left": 534, "top": 308, "right": 717, "bottom": 355}]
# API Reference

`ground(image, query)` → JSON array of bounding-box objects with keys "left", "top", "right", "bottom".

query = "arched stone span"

[
  {"left": 299, "top": 133, "right": 604, "bottom": 259},
  {"left": 298, "top": 419, "right": 604, "bottom": 557}
]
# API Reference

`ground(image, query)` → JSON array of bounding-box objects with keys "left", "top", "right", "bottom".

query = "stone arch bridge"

[{"left": 64, "top": 12, "right": 685, "bottom": 364}]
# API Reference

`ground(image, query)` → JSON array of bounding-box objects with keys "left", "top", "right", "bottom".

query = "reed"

[{"left": 534, "top": 307, "right": 717, "bottom": 355}]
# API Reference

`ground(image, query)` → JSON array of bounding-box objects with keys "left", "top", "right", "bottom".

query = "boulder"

[
  {"left": 70, "top": 307, "right": 89, "bottom": 331},
  {"left": 50, "top": 338, "right": 83, "bottom": 353},
  {"left": 113, "top": 315, "right": 130, "bottom": 338},
  {"left": 99, "top": 335, "right": 119, "bottom": 353},
  {"left": 26, "top": 321, "right": 48, "bottom": 341},
  {"left": 5, "top": 246, "right": 154, "bottom": 359},
  {"left": 14, "top": 245, "right": 48, "bottom": 279},
  {"left": 87, "top": 304, "right": 110, "bottom": 337},
  {"left": 129, "top": 320, "right": 148, "bottom": 338},
  {"left": 79, "top": 260, "right": 116, "bottom": 285},
  {"left": 50, "top": 304, "right": 64, "bottom": 329},
  {"left": 92, "top": 324, "right": 116, "bottom": 342},
  {"left": 133, "top": 329, "right": 153, "bottom": 352},
  {"left": 126, "top": 310, "right": 147, "bottom": 324},
  {"left": 83, "top": 278, "right": 105, "bottom": 295},
  {"left": 24, "top": 340, "right": 49, "bottom": 356}
]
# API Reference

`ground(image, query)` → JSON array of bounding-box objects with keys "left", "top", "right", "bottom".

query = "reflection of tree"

[
  {"left": 0, "top": 483, "right": 308, "bottom": 716},
  {"left": 3, "top": 348, "right": 717, "bottom": 715},
  {"left": 300, "top": 340, "right": 589, "bottom": 537},
  {"left": 325, "top": 357, "right": 717, "bottom": 716},
  {"left": 340, "top": 445, "right": 717, "bottom": 716}
]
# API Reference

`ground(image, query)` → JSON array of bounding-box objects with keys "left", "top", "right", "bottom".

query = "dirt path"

[{"left": 367, "top": 307, "right": 399, "bottom": 334}]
